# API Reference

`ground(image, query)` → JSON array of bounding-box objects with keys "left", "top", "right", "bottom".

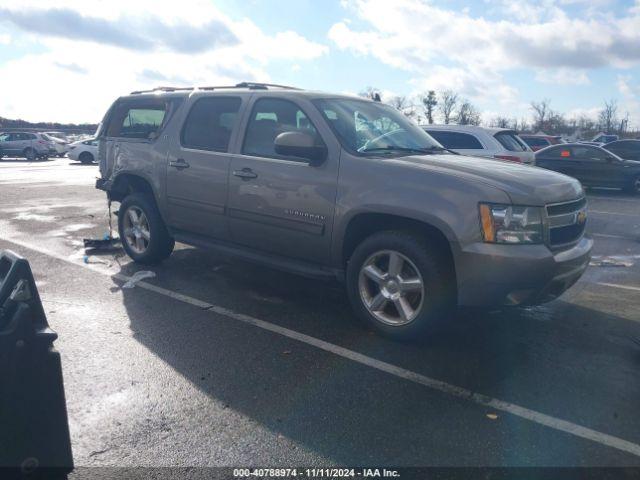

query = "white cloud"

[
  {"left": 535, "top": 69, "right": 591, "bottom": 86},
  {"left": 0, "top": 0, "right": 328, "bottom": 123},
  {"left": 329, "top": 0, "right": 640, "bottom": 120},
  {"left": 617, "top": 74, "right": 640, "bottom": 128}
]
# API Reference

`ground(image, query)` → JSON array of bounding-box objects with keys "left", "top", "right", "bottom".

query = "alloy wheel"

[
  {"left": 123, "top": 206, "right": 151, "bottom": 254},
  {"left": 358, "top": 250, "right": 425, "bottom": 326}
]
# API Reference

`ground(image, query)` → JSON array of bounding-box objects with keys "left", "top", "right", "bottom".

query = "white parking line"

[
  {"left": 2, "top": 235, "right": 640, "bottom": 459},
  {"left": 590, "top": 210, "right": 640, "bottom": 217},
  {"left": 588, "top": 196, "right": 640, "bottom": 204},
  {"left": 592, "top": 233, "right": 637, "bottom": 240},
  {"left": 597, "top": 282, "right": 640, "bottom": 293}
]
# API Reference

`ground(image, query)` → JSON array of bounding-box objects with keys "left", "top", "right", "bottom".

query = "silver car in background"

[
  {"left": 423, "top": 125, "right": 535, "bottom": 165},
  {"left": 0, "top": 131, "right": 53, "bottom": 160}
]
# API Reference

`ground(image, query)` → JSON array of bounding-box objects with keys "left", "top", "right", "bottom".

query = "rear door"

[
  {"left": 535, "top": 146, "right": 580, "bottom": 178},
  {"left": 165, "top": 94, "right": 245, "bottom": 240},
  {"left": 227, "top": 96, "right": 339, "bottom": 264}
]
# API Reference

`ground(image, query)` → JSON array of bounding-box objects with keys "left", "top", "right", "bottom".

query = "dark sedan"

[
  {"left": 603, "top": 139, "right": 640, "bottom": 161},
  {"left": 535, "top": 143, "right": 640, "bottom": 194}
]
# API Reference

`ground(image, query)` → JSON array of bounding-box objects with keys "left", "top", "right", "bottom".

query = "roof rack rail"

[
  {"left": 130, "top": 86, "right": 194, "bottom": 94},
  {"left": 234, "top": 82, "right": 301, "bottom": 90},
  {"left": 129, "top": 82, "right": 301, "bottom": 95}
]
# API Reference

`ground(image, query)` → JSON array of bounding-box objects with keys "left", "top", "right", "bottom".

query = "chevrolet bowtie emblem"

[{"left": 576, "top": 211, "right": 587, "bottom": 225}]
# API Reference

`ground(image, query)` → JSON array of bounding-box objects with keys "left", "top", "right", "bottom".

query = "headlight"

[{"left": 479, "top": 203, "right": 543, "bottom": 244}]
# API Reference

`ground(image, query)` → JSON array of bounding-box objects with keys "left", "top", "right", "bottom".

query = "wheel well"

[
  {"left": 342, "top": 213, "right": 456, "bottom": 281},
  {"left": 110, "top": 174, "right": 155, "bottom": 203}
]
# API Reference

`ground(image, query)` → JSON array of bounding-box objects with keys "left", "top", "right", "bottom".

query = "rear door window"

[
  {"left": 495, "top": 132, "right": 527, "bottom": 152},
  {"left": 181, "top": 96, "right": 242, "bottom": 152},
  {"left": 425, "top": 131, "right": 483, "bottom": 149},
  {"left": 538, "top": 146, "right": 569, "bottom": 159}
]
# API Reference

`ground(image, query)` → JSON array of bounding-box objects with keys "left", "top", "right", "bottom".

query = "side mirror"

[{"left": 274, "top": 131, "right": 327, "bottom": 165}]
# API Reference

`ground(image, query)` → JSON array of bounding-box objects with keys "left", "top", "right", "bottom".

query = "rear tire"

[
  {"left": 118, "top": 193, "right": 174, "bottom": 264},
  {"left": 79, "top": 152, "right": 94, "bottom": 164},
  {"left": 346, "top": 231, "right": 455, "bottom": 340},
  {"left": 23, "top": 148, "right": 35, "bottom": 161}
]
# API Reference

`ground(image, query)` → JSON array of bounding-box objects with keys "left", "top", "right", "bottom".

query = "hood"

[{"left": 392, "top": 154, "right": 583, "bottom": 205}]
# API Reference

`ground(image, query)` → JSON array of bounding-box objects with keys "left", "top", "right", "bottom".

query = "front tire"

[
  {"left": 118, "top": 193, "right": 175, "bottom": 264},
  {"left": 346, "top": 231, "right": 454, "bottom": 340},
  {"left": 626, "top": 175, "right": 640, "bottom": 195}
]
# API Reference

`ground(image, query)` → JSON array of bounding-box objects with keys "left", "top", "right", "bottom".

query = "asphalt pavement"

[{"left": 1, "top": 156, "right": 639, "bottom": 469}]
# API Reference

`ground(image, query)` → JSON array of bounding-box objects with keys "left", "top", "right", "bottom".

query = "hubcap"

[
  {"left": 123, "top": 206, "right": 151, "bottom": 254},
  {"left": 358, "top": 250, "right": 425, "bottom": 326}
]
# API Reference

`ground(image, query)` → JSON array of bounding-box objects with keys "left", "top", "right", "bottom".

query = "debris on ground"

[
  {"left": 486, "top": 413, "right": 499, "bottom": 420},
  {"left": 122, "top": 270, "right": 156, "bottom": 289},
  {"left": 83, "top": 233, "right": 121, "bottom": 252},
  {"left": 83, "top": 255, "right": 112, "bottom": 267},
  {"left": 589, "top": 256, "right": 635, "bottom": 267}
]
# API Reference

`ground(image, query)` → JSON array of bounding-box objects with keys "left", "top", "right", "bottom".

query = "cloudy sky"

[{"left": 1, "top": 0, "right": 640, "bottom": 126}]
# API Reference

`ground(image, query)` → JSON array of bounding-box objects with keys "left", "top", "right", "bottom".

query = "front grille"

[
  {"left": 546, "top": 197, "right": 587, "bottom": 247},
  {"left": 546, "top": 197, "right": 586, "bottom": 216}
]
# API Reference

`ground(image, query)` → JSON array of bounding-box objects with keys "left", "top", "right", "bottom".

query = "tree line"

[{"left": 359, "top": 88, "right": 638, "bottom": 139}]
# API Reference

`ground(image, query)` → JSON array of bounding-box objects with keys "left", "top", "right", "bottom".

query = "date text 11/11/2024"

[{"left": 232, "top": 468, "right": 401, "bottom": 478}]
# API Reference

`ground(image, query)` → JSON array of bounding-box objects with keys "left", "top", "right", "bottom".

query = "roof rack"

[
  {"left": 129, "top": 86, "right": 195, "bottom": 94},
  {"left": 130, "top": 82, "right": 301, "bottom": 95},
  {"left": 233, "top": 82, "right": 301, "bottom": 90}
]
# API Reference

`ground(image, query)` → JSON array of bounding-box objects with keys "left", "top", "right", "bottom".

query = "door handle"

[
  {"left": 169, "top": 158, "right": 190, "bottom": 169},
  {"left": 233, "top": 168, "right": 258, "bottom": 180}
]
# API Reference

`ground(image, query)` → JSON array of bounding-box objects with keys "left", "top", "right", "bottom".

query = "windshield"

[{"left": 313, "top": 98, "right": 442, "bottom": 156}]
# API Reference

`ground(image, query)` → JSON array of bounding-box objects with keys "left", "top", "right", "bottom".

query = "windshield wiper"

[
  {"left": 360, "top": 145, "right": 459, "bottom": 155},
  {"left": 422, "top": 146, "right": 460, "bottom": 155}
]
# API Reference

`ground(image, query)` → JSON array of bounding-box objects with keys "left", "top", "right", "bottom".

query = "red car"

[{"left": 520, "top": 134, "right": 564, "bottom": 152}]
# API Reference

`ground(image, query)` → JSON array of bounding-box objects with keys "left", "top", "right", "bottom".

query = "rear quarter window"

[
  {"left": 495, "top": 132, "right": 527, "bottom": 152},
  {"left": 425, "top": 130, "right": 483, "bottom": 149},
  {"left": 106, "top": 99, "right": 171, "bottom": 139}
]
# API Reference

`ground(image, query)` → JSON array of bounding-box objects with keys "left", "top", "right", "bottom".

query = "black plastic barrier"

[{"left": 0, "top": 250, "right": 73, "bottom": 478}]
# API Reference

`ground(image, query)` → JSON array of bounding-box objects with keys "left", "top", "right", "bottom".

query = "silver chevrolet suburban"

[{"left": 96, "top": 82, "right": 592, "bottom": 339}]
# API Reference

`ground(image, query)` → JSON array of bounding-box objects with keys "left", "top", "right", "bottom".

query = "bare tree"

[
  {"left": 359, "top": 86, "right": 381, "bottom": 102},
  {"left": 598, "top": 99, "right": 618, "bottom": 133},
  {"left": 530, "top": 99, "right": 552, "bottom": 132},
  {"left": 491, "top": 116, "right": 511, "bottom": 128},
  {"left": 420, "top": 90, "right": 438, "bottom": 124},
  {"left": 455, "top": 99, "right": 481, "bottom": 126},
  {"left": 388, "top": 95, "right": 418, "bottom": 119},
  {"left": 439, "top": 90, "right": 459, "bottom": 124}
]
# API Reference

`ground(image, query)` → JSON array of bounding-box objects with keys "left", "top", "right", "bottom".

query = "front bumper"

[{"left": 456, "top": 236, "right": 593, "bottom": 306}]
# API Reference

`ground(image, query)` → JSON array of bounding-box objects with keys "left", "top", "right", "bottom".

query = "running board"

[{"left": 171, "top": 230, "right": 342, "bottom": 282}]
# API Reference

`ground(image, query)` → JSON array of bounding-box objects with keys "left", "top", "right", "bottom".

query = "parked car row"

[
  {"left": 0, "top": 130, "right": 98, "bottom": 163},
  {"left": 416, "top": 124, "right": 639, "bottom": 194}
]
